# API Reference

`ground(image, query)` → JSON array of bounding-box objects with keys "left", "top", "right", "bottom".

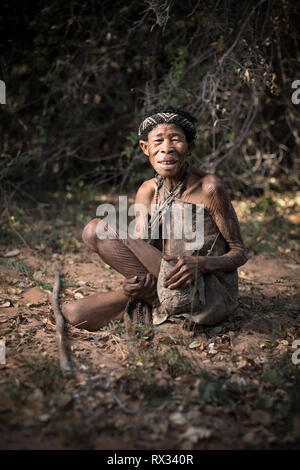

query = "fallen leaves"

[
  {"left": 169, "top": 412, "right": 187, "bottom": 426},
  {"left": 243, "top": 431, "right": 262, "bottom": 447},
  {"left": 22, "top": 286, "right": 48, "bottom": 306},
  {"left": 189, "top": 340, "right": 202, "bottom": 349},
  {"left": 208, "top": 343, "right": 218, "bottom": 355},
  {"left": 3, "top": 249, "right": 20, "bottom": 257},
  {"left": 0, "top": 225, "right": 299, "bottom": 450},
  {"left": 236, "top": 357, "right": 257, "bottom": 369},
  {"left": 181, "top": 426, "right": 213, "bottom": 443},
  {"left": 74, "top": 292, "right": 84, "bottom": 299},
  {"left": 251, "top": 410, "right": 272, "bottom": 426}
]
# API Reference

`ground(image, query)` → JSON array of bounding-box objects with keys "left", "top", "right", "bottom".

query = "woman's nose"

[{"left": 161, "top": 140, "right": 174, "bottom": 153}]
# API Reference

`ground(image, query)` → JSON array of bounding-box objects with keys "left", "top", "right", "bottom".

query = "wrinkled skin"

[
  {"left": 130, "top": 123, "right": 248, "bottom": 298},
  {"left": 122, "top": 273, "right": 157, "bottom": 305},
  {"left": 162, "top": 254, "right": 207, "bottom": 289},
  {"left": 62, "top": 123, "right": 248, "bottom": 330}
]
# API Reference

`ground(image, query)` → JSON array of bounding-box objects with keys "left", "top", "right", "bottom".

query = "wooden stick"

[
  {"left": 110, "top": 391, "right": 139, "bottom": 415},
  {"left": 123, "top": 311, "right": 136, "bottom": 358},
  {"left": 52, "top": 270, "right": 72, "bottom": 377}
]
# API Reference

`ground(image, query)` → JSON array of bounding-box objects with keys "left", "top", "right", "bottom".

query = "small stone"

[{"left": 38, "top": 413, "right": 50, "bottom": 422}]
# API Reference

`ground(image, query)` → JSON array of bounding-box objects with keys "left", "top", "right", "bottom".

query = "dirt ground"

[
  {"left": 0, "top": 243, "right": 299, "bottom": 451},
  {"left": 0, "top": 190, "right": 299, "bottom": 450}
]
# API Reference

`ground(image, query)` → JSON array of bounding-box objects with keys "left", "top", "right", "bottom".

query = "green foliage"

[
  {"left": 197, "top": 377, "right": 242, "bottom": 406},
  {"left": 6, "top": 259, "right": 32, "bottom": 277},
  {"left": 262, "top": 368, "right": 286, "bottom": 388},
  {"left": 22, "top": 358, "right": 63, "bottom": 393},
  {"left": 237, "top": 192, "right": 299, "bottom": 257},
  {"left": 137, "top": 347, "right": 196, "bottom": 378},
  {"left": 0, "top": 0, "right": 299, "bottom": 196},
  {"left": 100, "top": 319, "right": 126, "bottom": 335}
]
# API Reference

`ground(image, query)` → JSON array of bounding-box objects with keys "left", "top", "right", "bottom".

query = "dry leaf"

[
  {"left": 74, "top": 292, "right": 84, "bottom": 299},
  {"left": 181, "top": 426, "right": 212, "bottom": 443},
  {"left": 7, "top": 287, "right": 23, "bottom": 295},
  {"left": 3, "top": 249, "right": 20, "bottom": 257},
  {"left": 0, "top": 302, "right": 11, "bottom": 308},
  {"left": 208, "top": 343, "right": 218, "bottom": 354},
  {"left": 33, "top": 271, "right": 43, "bottom": 280},
  {"left": 285, "top": 264, "right": 300, "bottom": 270},
  {"left": 189, "top": 340, "right": 201, "bottom": 349},
  {"left": 237, "top": 359, "right": 248, "bottom": 369},
  {"left": 22, "top": 286, "right": 47, "bottom": 305},
  {"left": 252, "top": 410, "right": 271, "bottom": 426},
  {"left": 208, "top": 349, "right": 218, "bottom": 355},
  {"left": 243, "top": 431, "right": 262, "bottom": 446},
  {"left": 169, "top": 412, "right": 187, "bottom": 426},
  {"left": 210, "top": 326, "right": 222, "bottom": 334}
]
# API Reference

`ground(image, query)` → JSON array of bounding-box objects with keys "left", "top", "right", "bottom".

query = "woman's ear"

[{"left": 139, "top": 140, "right": 149, "bottom": 156}]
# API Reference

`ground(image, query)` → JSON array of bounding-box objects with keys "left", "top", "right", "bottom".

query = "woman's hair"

[{"left": 138, "top": 105, "right": 197, "bottom": 142}]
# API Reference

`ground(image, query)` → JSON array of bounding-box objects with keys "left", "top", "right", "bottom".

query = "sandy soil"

[{"left": 0, "top": 246, "right": 299, "bottom": 450}]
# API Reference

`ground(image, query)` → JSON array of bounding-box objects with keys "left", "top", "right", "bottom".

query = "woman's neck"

[{"left": 163, "top": 163, "right": 188, "bottom": 191}]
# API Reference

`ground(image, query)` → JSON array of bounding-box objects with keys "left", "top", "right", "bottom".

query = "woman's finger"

[
  {"left": 164, "top": 266, "right": 191, "bottom": 287},
  {"left": 164, "top": 260, "right": 184, "bottom": 282},
  {"left": 143, "top": 273, "right": 152, "bottom": 290},
  {"left": 124, "top": 276, "right": 140, "bottom": 284},
  {"left": 168, "top": 273, "right": 192, "bottom": 289}
]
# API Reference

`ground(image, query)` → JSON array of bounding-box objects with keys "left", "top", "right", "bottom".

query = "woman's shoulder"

[
  {"left": 190, "top": 167, "right": 222, "bottom": 189},
  {"left": 135, "top": 177, "right": 157, "bottom": 206},
  {"left": 184, "top": 167, "right": 224, "bottom": 202}
]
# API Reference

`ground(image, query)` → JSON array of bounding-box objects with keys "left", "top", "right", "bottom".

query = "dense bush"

[{"left": 0, "top": 0, "right": 299, "bottom": 197}]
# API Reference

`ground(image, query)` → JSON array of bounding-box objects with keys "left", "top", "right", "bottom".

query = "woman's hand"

[
  {"left": 163, "top": 255, "right": 207, "bottom": 289},
  {"left": 122, "top": 273, "right": 157, "bottom": 305}
]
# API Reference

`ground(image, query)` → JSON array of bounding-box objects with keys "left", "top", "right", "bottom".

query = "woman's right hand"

[{"left": 122, "top": 273, "right": 157, "bottom": 305}]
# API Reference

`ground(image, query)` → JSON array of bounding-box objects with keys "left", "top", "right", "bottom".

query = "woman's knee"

[
  {"left": 62, "top": 301, "right": 84, "bottom": 326},
  {"left": 82, "top": 218, "right": 99, "bottom": 250}
]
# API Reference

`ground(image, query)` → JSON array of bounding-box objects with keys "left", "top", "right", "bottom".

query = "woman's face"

[{"left": 139, "top": 123, "right": 193, "bottom": 178}]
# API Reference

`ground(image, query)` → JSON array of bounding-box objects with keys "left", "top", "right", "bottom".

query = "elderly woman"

[{"left": 62, "top": 105, "right": 248, "bottom": 330}]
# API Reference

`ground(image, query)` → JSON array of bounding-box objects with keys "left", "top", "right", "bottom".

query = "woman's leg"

[
  {"left": 62, "top": 218, "right": 162, "bottom": 330},
  {"left": 62, "top": 289, "right": 128, "bottom": 331},
  {"left": 82, "top": 218, "right": 162, "bottom": 278}
]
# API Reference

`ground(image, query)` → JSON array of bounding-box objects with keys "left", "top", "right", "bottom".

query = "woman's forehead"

[{"left": 148, "top": 123, "right": 185, "bottom": 138}]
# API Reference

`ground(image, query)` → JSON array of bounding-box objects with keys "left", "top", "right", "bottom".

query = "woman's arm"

[
  {"left": 163, "top": 175, "right": 249, "bottom": 289},
  {"left": 201, "top": 175, "right": 249, "bottom": 273}
]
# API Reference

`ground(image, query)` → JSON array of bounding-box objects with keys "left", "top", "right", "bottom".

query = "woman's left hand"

[{"left": 163, "top": 255, "right": 207, "bottom": 289}]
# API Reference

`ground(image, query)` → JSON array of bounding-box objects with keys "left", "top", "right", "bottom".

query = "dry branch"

[
  {"left": 110, "top": 390, "right": 139, "bottom": 415},
  {"left": 52, "top": 270, "right": 72, "bottom": 378}
]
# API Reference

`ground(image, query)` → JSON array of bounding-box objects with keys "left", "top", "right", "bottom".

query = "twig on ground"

[
  {"left": 74, "top": 320, "right": 88, "bottom": 328},
  {"left": 110, "top": 390, "right": 139, "bottom": 415},
  {"left": 52, "top": 270, "right": 72, "bottom": 378},
  {"left": 123, "top": 311, "right": 136, "bottom": 358},
  {"left": 110, "top": 334, "right": 127, "bottom": 360}
]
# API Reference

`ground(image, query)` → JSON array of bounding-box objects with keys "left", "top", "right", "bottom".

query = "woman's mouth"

[{"left": 157, "top": 160, "right": 178, "bottom": 170}]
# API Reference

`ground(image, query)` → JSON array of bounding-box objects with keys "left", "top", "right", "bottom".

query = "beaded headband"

[{"left": 138, "top": 112, "right": 195, "bottom": 137}]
